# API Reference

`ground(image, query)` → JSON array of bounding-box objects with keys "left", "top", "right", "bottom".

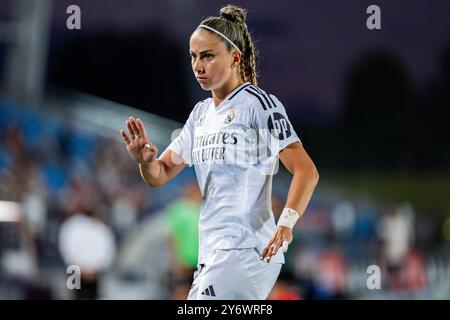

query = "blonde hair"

[{"left": 197, "top": 4, "right": 258, "bottom": 85}]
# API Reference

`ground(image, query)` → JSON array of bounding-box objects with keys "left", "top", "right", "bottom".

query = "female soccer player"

[{"left": 120, "top": 4, "right": 319, "bottom": 300}]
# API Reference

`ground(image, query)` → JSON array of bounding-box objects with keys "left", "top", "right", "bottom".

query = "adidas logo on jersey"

[{"left": 200, "top": 285, "right": 216, "bottom": 297}]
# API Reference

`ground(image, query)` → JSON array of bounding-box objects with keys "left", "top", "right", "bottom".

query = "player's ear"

[{"left": 231, "top": 50, "right": 241, "bottom": 68}]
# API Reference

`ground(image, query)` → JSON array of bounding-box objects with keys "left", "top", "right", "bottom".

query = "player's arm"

[
  {"left": 261, "top": 141, "right": 319, "bottom": 261},
  {"left": 279, "top": 141, "right": 319, "bottom": 217},
  {"left": 120, "top": 116, "right": 187, "bottom": 188},
  {"left": 139, "top": 148, "right": 187, "bottom": 187}
]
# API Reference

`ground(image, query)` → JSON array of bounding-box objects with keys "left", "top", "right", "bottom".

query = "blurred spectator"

[
  {"left": 268, "top": 269, "right": 301, "bottom": 300},
  {"left": 401, "top": 249, "right": 427, "bottom": 292},
  {"left": 0, "top": 201, "right": 51, "bottom": 299},
  {"left": 331, "top": 200, "right": 356, "bottom": 241},
  {"left": 378, "top": 203, "right": 415, "bottom": 289},
  {"left": 58, "top": 209, "right": 116, "bottom": 299},
  {"left": 313, "top": 248, "right": 348, "bottom": 299},
  {"left": 164, "top": 182, "right": 201, "bottom": 299},
  {"left": 291, "top": 246, "right": 319, "bottom": 299},
  {"left": 110, "top": 193, "right": 139, "bottom": 235}
]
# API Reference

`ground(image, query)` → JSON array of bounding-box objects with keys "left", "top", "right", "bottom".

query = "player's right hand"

[{"left": 120, "top": 116, "right": 158, "bottom": 164}]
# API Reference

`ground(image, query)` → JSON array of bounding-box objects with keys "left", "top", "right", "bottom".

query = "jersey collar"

[
  {"left": 226, "top": 81, "right": 251, "bottom": 101},
  {"left": 211, "top": 82, "right": 251, "bottom": 111}
]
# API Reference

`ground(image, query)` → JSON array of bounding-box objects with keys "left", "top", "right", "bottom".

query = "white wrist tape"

[{"left": 277, "top": 208, "right": 300, "bottom": 230}]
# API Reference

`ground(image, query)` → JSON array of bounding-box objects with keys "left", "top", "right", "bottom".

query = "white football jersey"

[{"left": 168, "top": 82, "right": 301, "bottom": 264}]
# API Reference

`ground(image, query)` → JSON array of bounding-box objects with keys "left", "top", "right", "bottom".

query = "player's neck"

[{"left": 212, "top": 78, "right": 245, "bottom": 108}]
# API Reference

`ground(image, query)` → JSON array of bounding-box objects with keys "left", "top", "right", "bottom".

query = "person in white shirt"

[
  {"left": 120, "top": 4, "right": 319, "bottom": 300},
  {"left": 58, "top": 210, "right": 116, "bottom": 299}
]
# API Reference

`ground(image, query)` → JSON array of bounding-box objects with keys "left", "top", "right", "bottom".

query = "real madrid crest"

[{"left": 224, "top": 108, "right": 236, "bottom": 124}]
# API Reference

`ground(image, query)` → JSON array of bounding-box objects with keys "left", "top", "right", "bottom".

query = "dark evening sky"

[{"left": 43, "top": 0, "right": 450, "bottom": 120}]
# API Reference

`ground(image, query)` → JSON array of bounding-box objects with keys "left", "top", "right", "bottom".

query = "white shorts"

[{"left": 187, "top": 248, "right": 282, "bottom": 300}]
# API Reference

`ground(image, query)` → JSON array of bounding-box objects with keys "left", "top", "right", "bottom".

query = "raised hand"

[{"left": 120, "top": 116, "right": 158, "bottom": 164}]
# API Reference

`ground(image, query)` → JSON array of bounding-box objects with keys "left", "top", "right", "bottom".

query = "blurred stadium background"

[{"left": 0, "top": 0, "right": 449, "bottom": 299}]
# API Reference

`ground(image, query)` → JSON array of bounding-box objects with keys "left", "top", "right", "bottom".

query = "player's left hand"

[{"left": 261, "top": 226, "right": 293, "bottom": 262}]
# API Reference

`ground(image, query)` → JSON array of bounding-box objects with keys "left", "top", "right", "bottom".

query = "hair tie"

[{"left": 220, "top": 12, "right": 235, "bottom": 22}]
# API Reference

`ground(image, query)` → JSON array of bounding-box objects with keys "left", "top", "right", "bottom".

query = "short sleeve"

[
  {"left": 250, "top": 94, "right": 301, "bottom": 156},
  {"left": 167, "top": 107, "right": 196, "bottom": 167}
]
